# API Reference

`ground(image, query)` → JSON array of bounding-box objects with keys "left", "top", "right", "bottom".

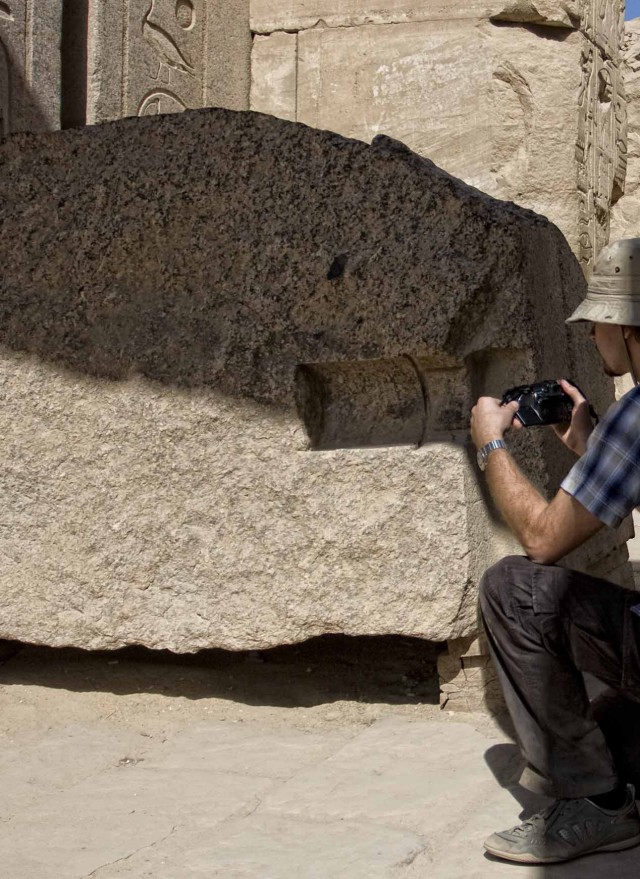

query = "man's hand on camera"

[
  {"left": 471, "top": 397, "right": 520, "bottom": 449},
  {"left": 552, "top": 378, "right": 594, "bottom": 457}
]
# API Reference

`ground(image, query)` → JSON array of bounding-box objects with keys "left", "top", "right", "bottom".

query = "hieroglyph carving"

[
  {"left": 125, "top": 0, "right": 205, "bottom": 117},
  {"left": 581, "top": 0, "right": 625, "bottom": 60},
  {"left": 576, "top": 0, "right": 626, "bottom": 268}
]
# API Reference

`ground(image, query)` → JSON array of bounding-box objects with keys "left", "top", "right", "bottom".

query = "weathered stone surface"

[
  {"left": 0, "top": 0, "right": 62, "bottom": 135},
  {"left": 610, "top": 19, "right": 640, "bottom": 242},
  {"left": 251, "top": 31, "right": 297, "bottom": 123},
  {"left": 86, "top": 0, "right": 251, "bottom": 124},
  {"left": 250, "top": 2, "right": 627, "bottom": 270},
  {"left": 0, "top": 109, "right": 624, "bottom": 652},
  {"left": 294, "top": 19, "right": 579, "bottom": 199},
  {"left": 491, "top": 1, "right": 580, "bottom": 28},
  {"left": 250, "top": 0, "right": 580, "bottom": 33}
]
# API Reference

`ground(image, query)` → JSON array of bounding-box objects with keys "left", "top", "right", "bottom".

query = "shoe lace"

[{"left": 510, "top": 800, "right": 576, "bottom": 838}]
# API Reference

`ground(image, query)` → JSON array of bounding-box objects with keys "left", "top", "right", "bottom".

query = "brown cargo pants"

[{"left": 479, "top": 555, "right": 640, "bottom": 798}]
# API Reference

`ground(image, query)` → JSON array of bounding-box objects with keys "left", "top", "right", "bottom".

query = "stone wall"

[
  {"left": 0, "top": 109, "right": 628, "bottom": 659},
  {"left": 250, "top": 1, "right": 627, "bottom": 270}
]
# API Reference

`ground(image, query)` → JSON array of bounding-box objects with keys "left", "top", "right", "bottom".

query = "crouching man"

[{"left": 472, "top": 238, "right": 640, "bottom": 864}]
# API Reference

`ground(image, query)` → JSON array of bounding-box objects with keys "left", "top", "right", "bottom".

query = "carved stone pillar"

[
  {"left": 0, "top": 0, "right": 62, "bottom": 135},
  {"left": 86, "top": 0, "right": 252, "bottom": 125}
]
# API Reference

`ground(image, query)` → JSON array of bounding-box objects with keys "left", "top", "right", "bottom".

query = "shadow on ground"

[{"left": 0, "top": 634, "right": 443, "bottom": 709}]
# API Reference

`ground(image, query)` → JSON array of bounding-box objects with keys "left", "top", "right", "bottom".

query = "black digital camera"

[{"left": 501, "top": 379, "right": 574, "bottom": 427}]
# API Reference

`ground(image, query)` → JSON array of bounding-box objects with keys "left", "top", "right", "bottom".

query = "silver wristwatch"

[{"left": 477, "top": 439, "right": 507, "bottom": 472}]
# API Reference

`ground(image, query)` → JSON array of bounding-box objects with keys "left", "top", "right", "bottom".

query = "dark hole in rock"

[{"left": 327, "top": 253, "right": 349, "bottom": 280}]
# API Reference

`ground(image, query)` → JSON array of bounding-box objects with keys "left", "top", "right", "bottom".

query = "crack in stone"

[
  {"left": 242, "top": 793, "right": 264, "bottom": 818},
  {"left": 395, "top": 838, "right": 433, "bottom": 867},
  {"left": 84, "top": 824, "right": 178, "bottom": 878}
]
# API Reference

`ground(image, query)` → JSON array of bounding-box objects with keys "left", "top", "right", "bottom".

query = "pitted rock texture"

[{"left": 0, "top": 109, "right": 621, "bottom": 652}]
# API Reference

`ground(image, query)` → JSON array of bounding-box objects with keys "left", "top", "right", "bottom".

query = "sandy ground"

[
  {"left": 0, "top": 635, "right": 453, "bottom": 740},
  {"left": 1, "top": 638, "right": 640, "bottom": 879}
]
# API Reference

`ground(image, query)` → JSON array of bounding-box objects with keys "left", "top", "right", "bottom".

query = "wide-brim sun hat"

[{"left": 566, "top": 238, "right": 640, "bottom": 325}]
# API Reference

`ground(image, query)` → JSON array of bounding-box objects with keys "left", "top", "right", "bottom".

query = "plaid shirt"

[{"left": 561, "top": 384, "right": 640, "bottom": 528}]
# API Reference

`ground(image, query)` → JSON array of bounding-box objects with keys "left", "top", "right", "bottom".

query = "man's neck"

[{"left": 624, "top": 335, "right": 640, "bottom": 386}]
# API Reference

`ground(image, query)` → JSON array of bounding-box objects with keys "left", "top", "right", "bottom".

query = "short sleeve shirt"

[{"left": 561, "top": 384, "right": 640, "bottom": 529}]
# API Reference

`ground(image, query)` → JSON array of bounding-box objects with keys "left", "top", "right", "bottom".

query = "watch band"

[{"left": 477, "top": 439, "right": 507, "bottom": 472}]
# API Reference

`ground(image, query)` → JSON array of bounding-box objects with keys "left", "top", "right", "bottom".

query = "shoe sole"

[{"left": 484, "top": 832, "right": 640, "bottom": 864}]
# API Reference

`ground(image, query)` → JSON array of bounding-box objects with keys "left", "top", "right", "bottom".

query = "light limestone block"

[
  {"left": 290, "top": 12, "right": 625, "bottom": 265},
  {"left": 296, "top": 20, "right": 580, "bottom": 240},
  {"left": 491, "top": 0, "right": 580, "bottom": 28},
  {"left": 250, "top": 0, "right": 580, "bottom": 34},
  {"left": 0, "top": 0, "right": 62, "bottom": 135},
  {"left": 0, "top": 109, "right": 623, "bottom": 652},
  {"left": 87, "top": 0, "right": 251, "bottom": 124},
  {"left": 251, "top": 31, "right": 297, "bottom": 122},
  {"left": 438, "top": 636, "right": 504, "bottom": 712}
]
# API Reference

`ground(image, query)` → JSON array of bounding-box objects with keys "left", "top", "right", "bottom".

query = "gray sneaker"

[{"left": 484, "top": 785, "right": 640, "bottom": 864}]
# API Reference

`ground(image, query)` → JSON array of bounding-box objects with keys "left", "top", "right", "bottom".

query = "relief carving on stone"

[
  {"left": 138, "top": 89, "right": 188, "bottom": 116},
  {"left": 581, "top": 0, "right": 624, "bottom": 59},
  {"left": 142, "top": 1, "right": 195, "bottom": 83},
  {"left": 576, "top": 0, "right": 627, "bottom": 268},
  {"left": 126, "top": 0, "right": 205, "bottom": 118}
]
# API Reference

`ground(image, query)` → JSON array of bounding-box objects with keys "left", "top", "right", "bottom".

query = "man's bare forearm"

[{"left": 484, "top": 448, "right": 548, "bottom": 556}]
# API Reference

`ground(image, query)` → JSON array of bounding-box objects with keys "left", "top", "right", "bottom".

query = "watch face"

[{"left": 476, "top": 448, "right": 486, "bottom": 471}]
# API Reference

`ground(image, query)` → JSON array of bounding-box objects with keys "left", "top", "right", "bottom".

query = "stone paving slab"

[
  {"left": 2, "top": 713, "right": 640, "bottom": 878},
  {"left": 141, "top": 720, "right": 354, "bottom": 778},
  {"left": 0, "top": 765, "right": 273, "bottom": 878},
  {"left": 260, "top": 715, "right": 499, "bottom": 834},
  {"left": 90, "top": 816, "right": 425, "bottom": 878},
  {"left": 0, "top": 725, "right": 152, "bottom": 821}
]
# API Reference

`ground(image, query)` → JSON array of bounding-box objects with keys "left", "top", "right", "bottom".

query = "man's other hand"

[
  {"left": 553, "top": 379, "right": 594, "bottom": 457},
  {"left": 471, "top": 397, "right": 519, "bottom": 449}
]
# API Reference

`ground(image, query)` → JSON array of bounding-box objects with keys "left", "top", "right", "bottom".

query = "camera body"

[{"left": 501, "top": 379, "right": 573, "bottom": 427}]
